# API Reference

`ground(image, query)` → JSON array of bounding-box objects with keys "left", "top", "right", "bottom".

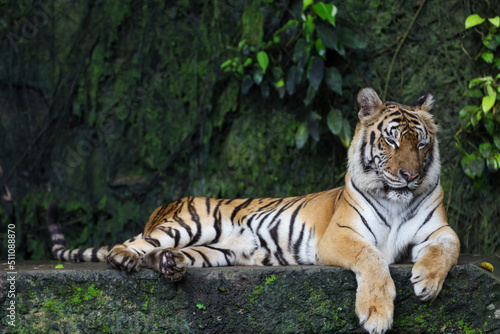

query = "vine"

[{"left": 456, "top": 14, "right": 500, "bottom": 185}]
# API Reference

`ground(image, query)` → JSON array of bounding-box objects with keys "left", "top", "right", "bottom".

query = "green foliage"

[
  {"left": 456, "top": 14, "right": 500, "bottom": 186},
  {"left": 195, "top": 302, "right": 207, "bottom": 310},
  {"left": 220, "top": 0, "right": 363, "bottom": 149}
]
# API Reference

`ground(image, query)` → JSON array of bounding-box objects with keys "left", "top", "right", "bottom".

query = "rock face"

[{"left": 1, "top": 257, "right": 499, "bottom": 333}]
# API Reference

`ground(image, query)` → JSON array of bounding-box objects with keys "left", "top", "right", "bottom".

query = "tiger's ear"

[
  {"left": 414, "top": 92, "right": 434, "bottom": 111},
  {"left": 357, "top": 87, "right": 384, "bottom": 119}
]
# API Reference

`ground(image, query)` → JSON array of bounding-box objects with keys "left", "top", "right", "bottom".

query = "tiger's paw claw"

[
  {"left": 160, "top": 249, "right": 187, "bottom": 281},
  {"left": 411, "top": 264, "right": 445, "bottom": 301},
  {"left": 355, "top": 276, "right": 395, "bottom": 334},
  {"left": 144, "top": 248, "right": 187, "bottom": 281}
]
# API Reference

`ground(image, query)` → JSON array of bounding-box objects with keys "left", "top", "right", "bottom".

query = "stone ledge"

[{"left": 1, "top": 255, "right": 499, "bottom": 333}]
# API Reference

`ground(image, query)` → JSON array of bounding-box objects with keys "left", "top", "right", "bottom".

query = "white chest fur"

[{"left": 347, "top": 180, "right": 444, "bottom": 264}]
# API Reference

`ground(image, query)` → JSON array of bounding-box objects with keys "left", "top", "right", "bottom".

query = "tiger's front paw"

[
  {"left": 411, "top": 262, "right": 447, "bottom": 301},
  {"left": 355, "top": 277, "right": 396, "bottom": 334},
  {"left": 107, "top": 245, "right": 142, "bottom": 272},
  {"left": 144, "top": 248, "right": 187, "bottom": 282}
]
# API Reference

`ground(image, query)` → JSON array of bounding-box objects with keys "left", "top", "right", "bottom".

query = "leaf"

[
  {"left": 55, "top": 264, "right": 64, "bottom": 269},
  {"left": 312, "top": 2, "right": 337, "bottom": 26},
  {"left": 471, "top": 109, "right": 482, "bottom": 127},
  {"left": 220, "top": 59, "right": 232, "bottom": 69},
  {"left": 295, "top": 122, "right": 309, "bottom": 149},
  {"left": 275, "top": 78, "right": 285, "bottom": 99},
  {"left": 468, "top": 78, "right": 484, "bottom": 88},
  {"left": 340, "top": 27, "right": 367, "bottom": 49},
  {"left": 307, "top": 114, "right": 320, "bottom": 142},
  {"left": 293, "top": 39, "right": 309, "bottom": 72},
  {"left": 481, "top": 52, "right": 494, "bottom": 63},
  {"left": 494, "top": 133, "right": 500, "bottom": 150},
  {"left": 482, "top": 94, "right": 496, "bottom": 113},
  {"left": 316, "top": 25, "right": 338, "bottom": 50},
  {"left": 459, "top": 105, "right": 479, "bottom": 118},
  {"left": 483, "top": 33, "right": 498, "bottom": 51},
  {"left": 257, "top": 51, "right": 269, "bottom": 73},
  {"left": 303, "top": 85, "right": 316, "bottom": 106},
  {"left": 479, "top": 142, "right": 492, "bottom": 158},
  {"left": 196, "top": 302, "right": 207, "bottom": 310},
  {"left": 307, "top": 56, "right": 324, "bottom": 91},
  {"left": 271, "top": 67, "right": 284, "bottom": 82},
  {"left": 310, "top": 111, "right": 321, "bottom": 121},
  {"left": 487, "top": 84, "right": 495, "bottom": 97},
  {"left": 484, "top": 112, "right": 495, "bottom": 135},
  {"left": 339, "top": 119, "right": 352, "bottom": 148},
  {"left": 315, "top": 38, "right": 326, "bottom": 57},
  {"left": 461, "top": 151, "right": 484, "bottom": 179},
  {"left": 253, "top": 67, "right": 264, "bottom": 85},
  {"left": 495, "top": 58, "right": 500, "bottom": 70},
  {"left": 275, "top": 78, "right": 284, "bottom": 88},
  {"left": 303, "top": 15, "right": 315, "bottom": 42},
  {"left": 317, "top": 25, "right": 346, "bottom": 56},
  {"left": 465, "top": 14, "right": 485, "bottom": 29},
  {"left": 237, "top": 39, "right": 246, "bottom": 50},
  {"left": 324, "top": 67, "right": 342, "bottom": 95},
  {"left": 488, "top": 16, "right": 500, "bottom": 28},
  {"left": 241, "top": 75, "right": 254, "bottom": 96},
  {"left": 463, "top": 89, "right": 483, "bottom": 98},
  {"left": 286, "top": 66, "right": 301, "bottom": 95},
  {"left": 327, "top": 109, "right": 343, "bottom": 135},
  {"left": 486, "top": 150, "right": 500, "bottom": 171},
  {"left": 302, "top": 0, "right": 313, "bottom": 12},
  {"left": 243, "top": 58, "right": 253, "bottom": 67}
]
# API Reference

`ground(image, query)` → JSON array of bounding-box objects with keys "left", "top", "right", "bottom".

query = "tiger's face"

[{"left": 349, "top": 88, "right": 440, "bottom": 203}]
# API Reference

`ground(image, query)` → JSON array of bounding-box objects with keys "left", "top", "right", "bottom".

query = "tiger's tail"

[{"left": 46, "top": 202, "right": 112, "bottom": 262}]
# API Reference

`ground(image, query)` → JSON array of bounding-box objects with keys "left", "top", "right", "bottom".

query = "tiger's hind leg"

[
  {"left": 107, "top": 197, "right": 227, "bottom": 273},
  {"left": 106, "top": 219, "right": 213, "bottom": 273},
  {"left": 144, "top": 245, "right": 237, "bottom": 281}
]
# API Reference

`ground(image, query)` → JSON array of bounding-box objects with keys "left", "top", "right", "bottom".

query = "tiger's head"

[{"left": 348, "top": 87, "right": 440, "bottom": 203}]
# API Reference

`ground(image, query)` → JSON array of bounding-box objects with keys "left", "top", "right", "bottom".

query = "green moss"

[
  {"left": 265, "top": 275, "right": 277, "bottom": 285},
  {"left": 84, "top": 284, "right": 100, "bottom": 301},
  {"left": 248, "top": 284, "right": 264, "bottom": 303},
  {"left": 394, "top": 302, "right": 483, "bottom": 333},
  {"left": 44, "top": 299, "right": 65, "bottom": 314}
]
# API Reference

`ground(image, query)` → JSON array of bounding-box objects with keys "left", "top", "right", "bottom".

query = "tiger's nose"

[{"left": 400, "top": 170, "right": 419, "bottom": 182}]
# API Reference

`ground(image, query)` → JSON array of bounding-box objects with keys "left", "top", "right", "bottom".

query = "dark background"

[{"left": 1, "top": 0, "right": 499, "bottom": 260}]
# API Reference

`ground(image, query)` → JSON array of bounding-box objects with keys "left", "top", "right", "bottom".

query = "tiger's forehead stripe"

[{"left": 369, "top": 104, "right": 430, "bottom": 141}]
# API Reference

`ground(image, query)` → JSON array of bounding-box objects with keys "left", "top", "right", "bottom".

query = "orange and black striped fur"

[{"left": 47, "top": 88, "right": 460, "bottom": 334}]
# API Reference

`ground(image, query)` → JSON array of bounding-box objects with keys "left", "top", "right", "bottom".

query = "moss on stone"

[{"left": 1, "top": 262, "right": 499, "bottom": 333}]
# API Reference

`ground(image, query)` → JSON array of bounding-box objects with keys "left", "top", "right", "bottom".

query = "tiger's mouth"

[{"left": 383, "top": 184, "right": 412, "bottom": 196}]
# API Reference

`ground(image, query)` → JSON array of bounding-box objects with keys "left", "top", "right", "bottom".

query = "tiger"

[{"left": 46, "top": 87, "right": 460, "bottom": 334}]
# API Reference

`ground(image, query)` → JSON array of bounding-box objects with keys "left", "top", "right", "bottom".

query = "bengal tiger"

[{"left": 46, "top": 87, "right": 460, "bottom": 334}]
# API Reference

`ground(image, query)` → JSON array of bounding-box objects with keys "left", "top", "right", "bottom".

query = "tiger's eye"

[
  {"left": 384, "top": 136, "right": 398, "bottom": 147},
  {"left": 417, "top": 141, "right": 428, "bottom": 150}
]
